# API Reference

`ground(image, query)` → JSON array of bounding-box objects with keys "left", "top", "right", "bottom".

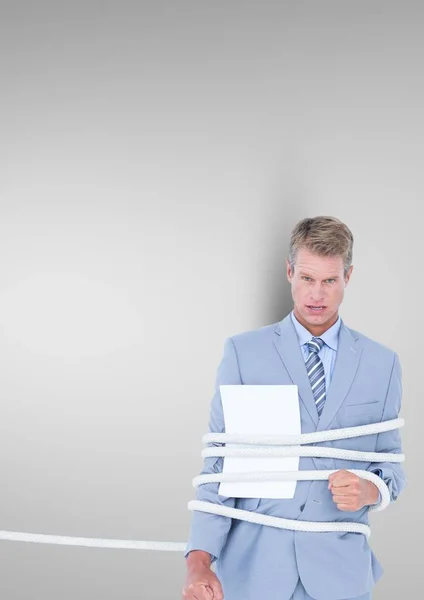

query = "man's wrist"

[
  {"left": 186, "top": 550, "right": 212, "bottom": 570},
  {"left": 367, "top": 480, "right": 380, "bottom": 505}
]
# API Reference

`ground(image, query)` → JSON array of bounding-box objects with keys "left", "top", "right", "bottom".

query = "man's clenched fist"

[
  {"left": 183, "top": 551, "right": 224, "bottom": 600},
  {"left": 182, "top": 565, "right": 224, "bottom": 600},
  {"left": 328, "top": 469, "right": 379, "bottom": 511}
]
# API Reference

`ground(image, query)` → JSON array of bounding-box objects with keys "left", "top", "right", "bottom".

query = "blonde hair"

[{"left": 288, "top": 216, "right": 354, "bottom": 277}]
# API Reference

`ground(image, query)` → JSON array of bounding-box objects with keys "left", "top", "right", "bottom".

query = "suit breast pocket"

[
  {"left": 334, "top": 401, "right": 383, "bottom": 456},
  {"left": 340, "top": 400, "right": 382, "bottom": 418}
]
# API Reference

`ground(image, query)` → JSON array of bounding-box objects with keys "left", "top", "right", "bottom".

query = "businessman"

[{"left": 182, "top": 216, "right": 406, "bottom": 600}]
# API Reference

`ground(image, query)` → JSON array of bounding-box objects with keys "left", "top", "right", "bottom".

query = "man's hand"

[
  {"left": 183, "top": 551, "right": 224, "bottom": 600},
  {"left": 182, "top": 565, "right": 224, "bottom": 600},
  {"left": 328, "top": 469, "right": 379, "bottom": 511}
]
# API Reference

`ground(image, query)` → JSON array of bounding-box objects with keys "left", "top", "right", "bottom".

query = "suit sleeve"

[
  {"left": 367, "top": 352, "right": 406, "bottom": 503},
  {"left": 184, "top": 337, "right": 241, "bottom": 563}
]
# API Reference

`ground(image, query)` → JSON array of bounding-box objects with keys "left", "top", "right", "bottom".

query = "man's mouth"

[{"left": 307, "top": 305, "right": 326, "bottom": 312}]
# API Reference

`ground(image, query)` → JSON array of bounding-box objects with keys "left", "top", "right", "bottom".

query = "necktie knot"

[{"left": 307, "top": 337, "right": 324, "bottom": 354}]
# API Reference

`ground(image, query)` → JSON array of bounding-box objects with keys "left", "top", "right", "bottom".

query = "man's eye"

[{"left": 326, "top": 279, "right": 336, "bottom": 283}]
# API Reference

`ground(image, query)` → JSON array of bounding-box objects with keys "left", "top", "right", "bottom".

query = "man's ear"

[{"left": 345, "top": 265, "right": 354, "bottom": 286}]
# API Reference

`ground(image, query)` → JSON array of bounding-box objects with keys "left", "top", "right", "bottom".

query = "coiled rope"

[{"left": 0, "top": 418, "right": 404, "bottom": 550}]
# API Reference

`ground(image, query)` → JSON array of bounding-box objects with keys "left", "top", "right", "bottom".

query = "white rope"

[
  {"left": 189, "top": 469, "right": 388, "bottom": 539},
  {"left": 190, "top": 417, "right": 404, "bottom": 540},
  {"left": 201, "top": 445, "right": 402, "bottom": 462},
  {"left": 0, "top": 418, "right": 404, "bottom": 550},
  {"left": 202, "top": 418, "right": 402, "bottom": 445},
  {"left": 0, "top": 530, "right": 187, "bottom": 552},
  {"left": 192, "top": 469, "right": 390, "bottom": 511}
]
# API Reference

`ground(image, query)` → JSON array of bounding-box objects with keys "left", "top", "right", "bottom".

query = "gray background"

[{"left": 0, "top": 1, "right": 419, "bottom": 598}]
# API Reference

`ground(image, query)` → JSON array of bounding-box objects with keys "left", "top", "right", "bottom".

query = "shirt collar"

[{"left": 290, "top": 310, "right": 341, "bottom": 351}]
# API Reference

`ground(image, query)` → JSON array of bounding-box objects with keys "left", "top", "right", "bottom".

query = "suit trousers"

[{"left": 290, "top": 577, "right": 372, "bottom": 600}]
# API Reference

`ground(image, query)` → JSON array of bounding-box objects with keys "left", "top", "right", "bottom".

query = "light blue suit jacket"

[{"left": 185, "top": 313, "right": 406, "bottom": 600}]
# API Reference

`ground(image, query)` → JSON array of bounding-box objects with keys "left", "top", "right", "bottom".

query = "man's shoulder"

[
  {"left": 227, "top": 320, "right": 279, "bottom": 347},
  {"left": 345, "top": 323, "right": 397, "bottom": 359}
]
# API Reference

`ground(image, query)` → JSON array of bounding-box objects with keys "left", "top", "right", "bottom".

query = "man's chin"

[
  {"left": 302, "top": 309, "right": 328, "bottom": 321},
  {"left": 296, "top": 308, "right": 336, "bottom": 326}
]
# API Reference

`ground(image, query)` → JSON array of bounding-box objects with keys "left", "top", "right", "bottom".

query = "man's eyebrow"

[{"left": 299, "top": 272, "right": 339, "bottom": 279}]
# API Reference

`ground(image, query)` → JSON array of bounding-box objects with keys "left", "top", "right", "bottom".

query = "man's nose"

[{"left": 311, "top": 283, "right": 325, "bottom": 300}]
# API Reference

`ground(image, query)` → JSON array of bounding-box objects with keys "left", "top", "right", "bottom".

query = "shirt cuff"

[{"left": 371, "top": 468, "right": 384, "bottom": 504}]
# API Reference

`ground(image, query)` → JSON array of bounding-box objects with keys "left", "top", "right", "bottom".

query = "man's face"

[{"left": 286, "top": 247, "right": 353, "bottom": 335}]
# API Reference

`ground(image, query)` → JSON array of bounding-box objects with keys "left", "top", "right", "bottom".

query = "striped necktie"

[{"left": 305, "top": 337, "right": 326, "bottom": 416}]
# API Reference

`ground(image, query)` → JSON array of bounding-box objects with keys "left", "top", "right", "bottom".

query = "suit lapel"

[
  {"left": 316, "top": 321, "right": 362, "bottom": 431},
  {"left": 273, "top": 314, "right": 319, "bottom": 428},
  {"left": 273, "top": 313, "right": 362, "bottom": 431}
]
